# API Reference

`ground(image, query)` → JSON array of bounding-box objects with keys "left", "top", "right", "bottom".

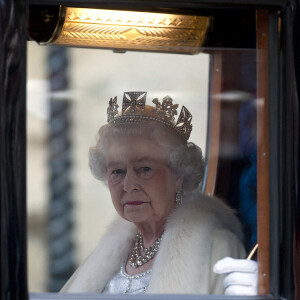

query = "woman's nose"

[{"left": 123, "top": 170, "right": 139, "bottom": 192}]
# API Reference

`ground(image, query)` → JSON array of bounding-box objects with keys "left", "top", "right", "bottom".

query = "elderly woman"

[{"left": 61, "top": 92, "right": 257, "bottom": 295}]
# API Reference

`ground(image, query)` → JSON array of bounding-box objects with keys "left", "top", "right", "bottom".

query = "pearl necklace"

[{"left": 129, "top": 232, "right": 162, "bottom": 268}]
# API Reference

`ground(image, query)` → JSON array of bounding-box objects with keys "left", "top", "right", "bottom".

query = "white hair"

[{"left": 89, "top": 121, "right": 205, "bottom": 192}]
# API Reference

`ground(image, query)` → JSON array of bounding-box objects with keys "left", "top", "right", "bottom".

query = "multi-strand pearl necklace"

[{"left": 129, "top": 232, "right": 162, "bottom": 269}]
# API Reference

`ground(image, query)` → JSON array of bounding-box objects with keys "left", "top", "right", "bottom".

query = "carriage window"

[
  {"left": 27, "top": 43, "right": 210, "bottom": 292},
  {"left": 27, "top": 9, "right": 269, "bottom": 297}
]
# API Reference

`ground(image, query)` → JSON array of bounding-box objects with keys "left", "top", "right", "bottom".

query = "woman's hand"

[{"left": 213, "top": 257, "right": 258, "bottom": 296}]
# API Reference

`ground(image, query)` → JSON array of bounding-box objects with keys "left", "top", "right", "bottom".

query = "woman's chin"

[{"left": 123, "top": 203, "right": 151, "bottom": 223}]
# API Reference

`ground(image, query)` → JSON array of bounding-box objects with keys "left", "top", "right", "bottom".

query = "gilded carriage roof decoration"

[{"left": 29, "top": 6, "right": 211, "bottom": 54}]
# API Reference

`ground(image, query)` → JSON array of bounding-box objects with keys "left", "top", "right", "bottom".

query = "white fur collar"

[{"left": 61, "top": 192, "right": 243, "bottom": 294}]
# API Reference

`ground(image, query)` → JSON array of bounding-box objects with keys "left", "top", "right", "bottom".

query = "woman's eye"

[
  {"left": 111, "top": 169, "right": 124, "bottom": 175},
  {"left": 137, "top": 166, "right": 154, "bottom": 178},
  {"left": 108, "top": 169, "right": 125, "bottom": 183}
]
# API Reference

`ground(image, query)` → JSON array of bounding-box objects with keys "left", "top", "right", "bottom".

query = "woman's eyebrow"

[
  {"left": 135, "top": 157, "right": 158, "bottom": 163},
  {"left": 107, "top": 158, "right": 162, "bottom": 168},
  {"left": 107, "top": 161, "right": 123, "bottom": 169},
  {"left": 135, "top": 157, "right": 151, "bottom": 162},
  {"left": 135, "top": 157, "right": 163, "bottom": 164}
]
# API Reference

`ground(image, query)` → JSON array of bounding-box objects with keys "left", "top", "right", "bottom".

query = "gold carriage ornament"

[
  {"left": 28, "top": 6, "right": 211, "bottom": 54},
  {"left": 107, "top": 92, "right": 192, "bottom": 141}
]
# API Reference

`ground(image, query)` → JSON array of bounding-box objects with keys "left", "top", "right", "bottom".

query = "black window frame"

[{"left": 1, "top": 0, "right": 298, "bottom": 300}]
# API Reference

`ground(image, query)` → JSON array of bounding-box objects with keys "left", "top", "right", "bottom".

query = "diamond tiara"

[{"left": 107, "top": 91, "right": 192, "bottom": 141}]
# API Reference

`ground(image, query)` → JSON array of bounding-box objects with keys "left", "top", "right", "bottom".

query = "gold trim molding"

[{"left": 51, "top": 7, "right": 210, "bottom": 54}]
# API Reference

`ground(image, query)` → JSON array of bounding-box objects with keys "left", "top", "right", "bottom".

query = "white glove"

[{"left": 213, "top": 257, "right": 258, "bottom": 296}]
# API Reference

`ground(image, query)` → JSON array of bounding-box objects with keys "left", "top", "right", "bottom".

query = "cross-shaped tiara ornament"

[{"left": 107, "top": 92, "right": 192, "bottom": 141}]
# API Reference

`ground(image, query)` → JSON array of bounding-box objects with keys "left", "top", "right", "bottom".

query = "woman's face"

[{"left": 106, "top": 135, "right": 181, "bottom": 225}]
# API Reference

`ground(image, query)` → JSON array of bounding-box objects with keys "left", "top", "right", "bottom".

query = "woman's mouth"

[{"left": 125, "top": 201, "right": 145, "bottom": 206}]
